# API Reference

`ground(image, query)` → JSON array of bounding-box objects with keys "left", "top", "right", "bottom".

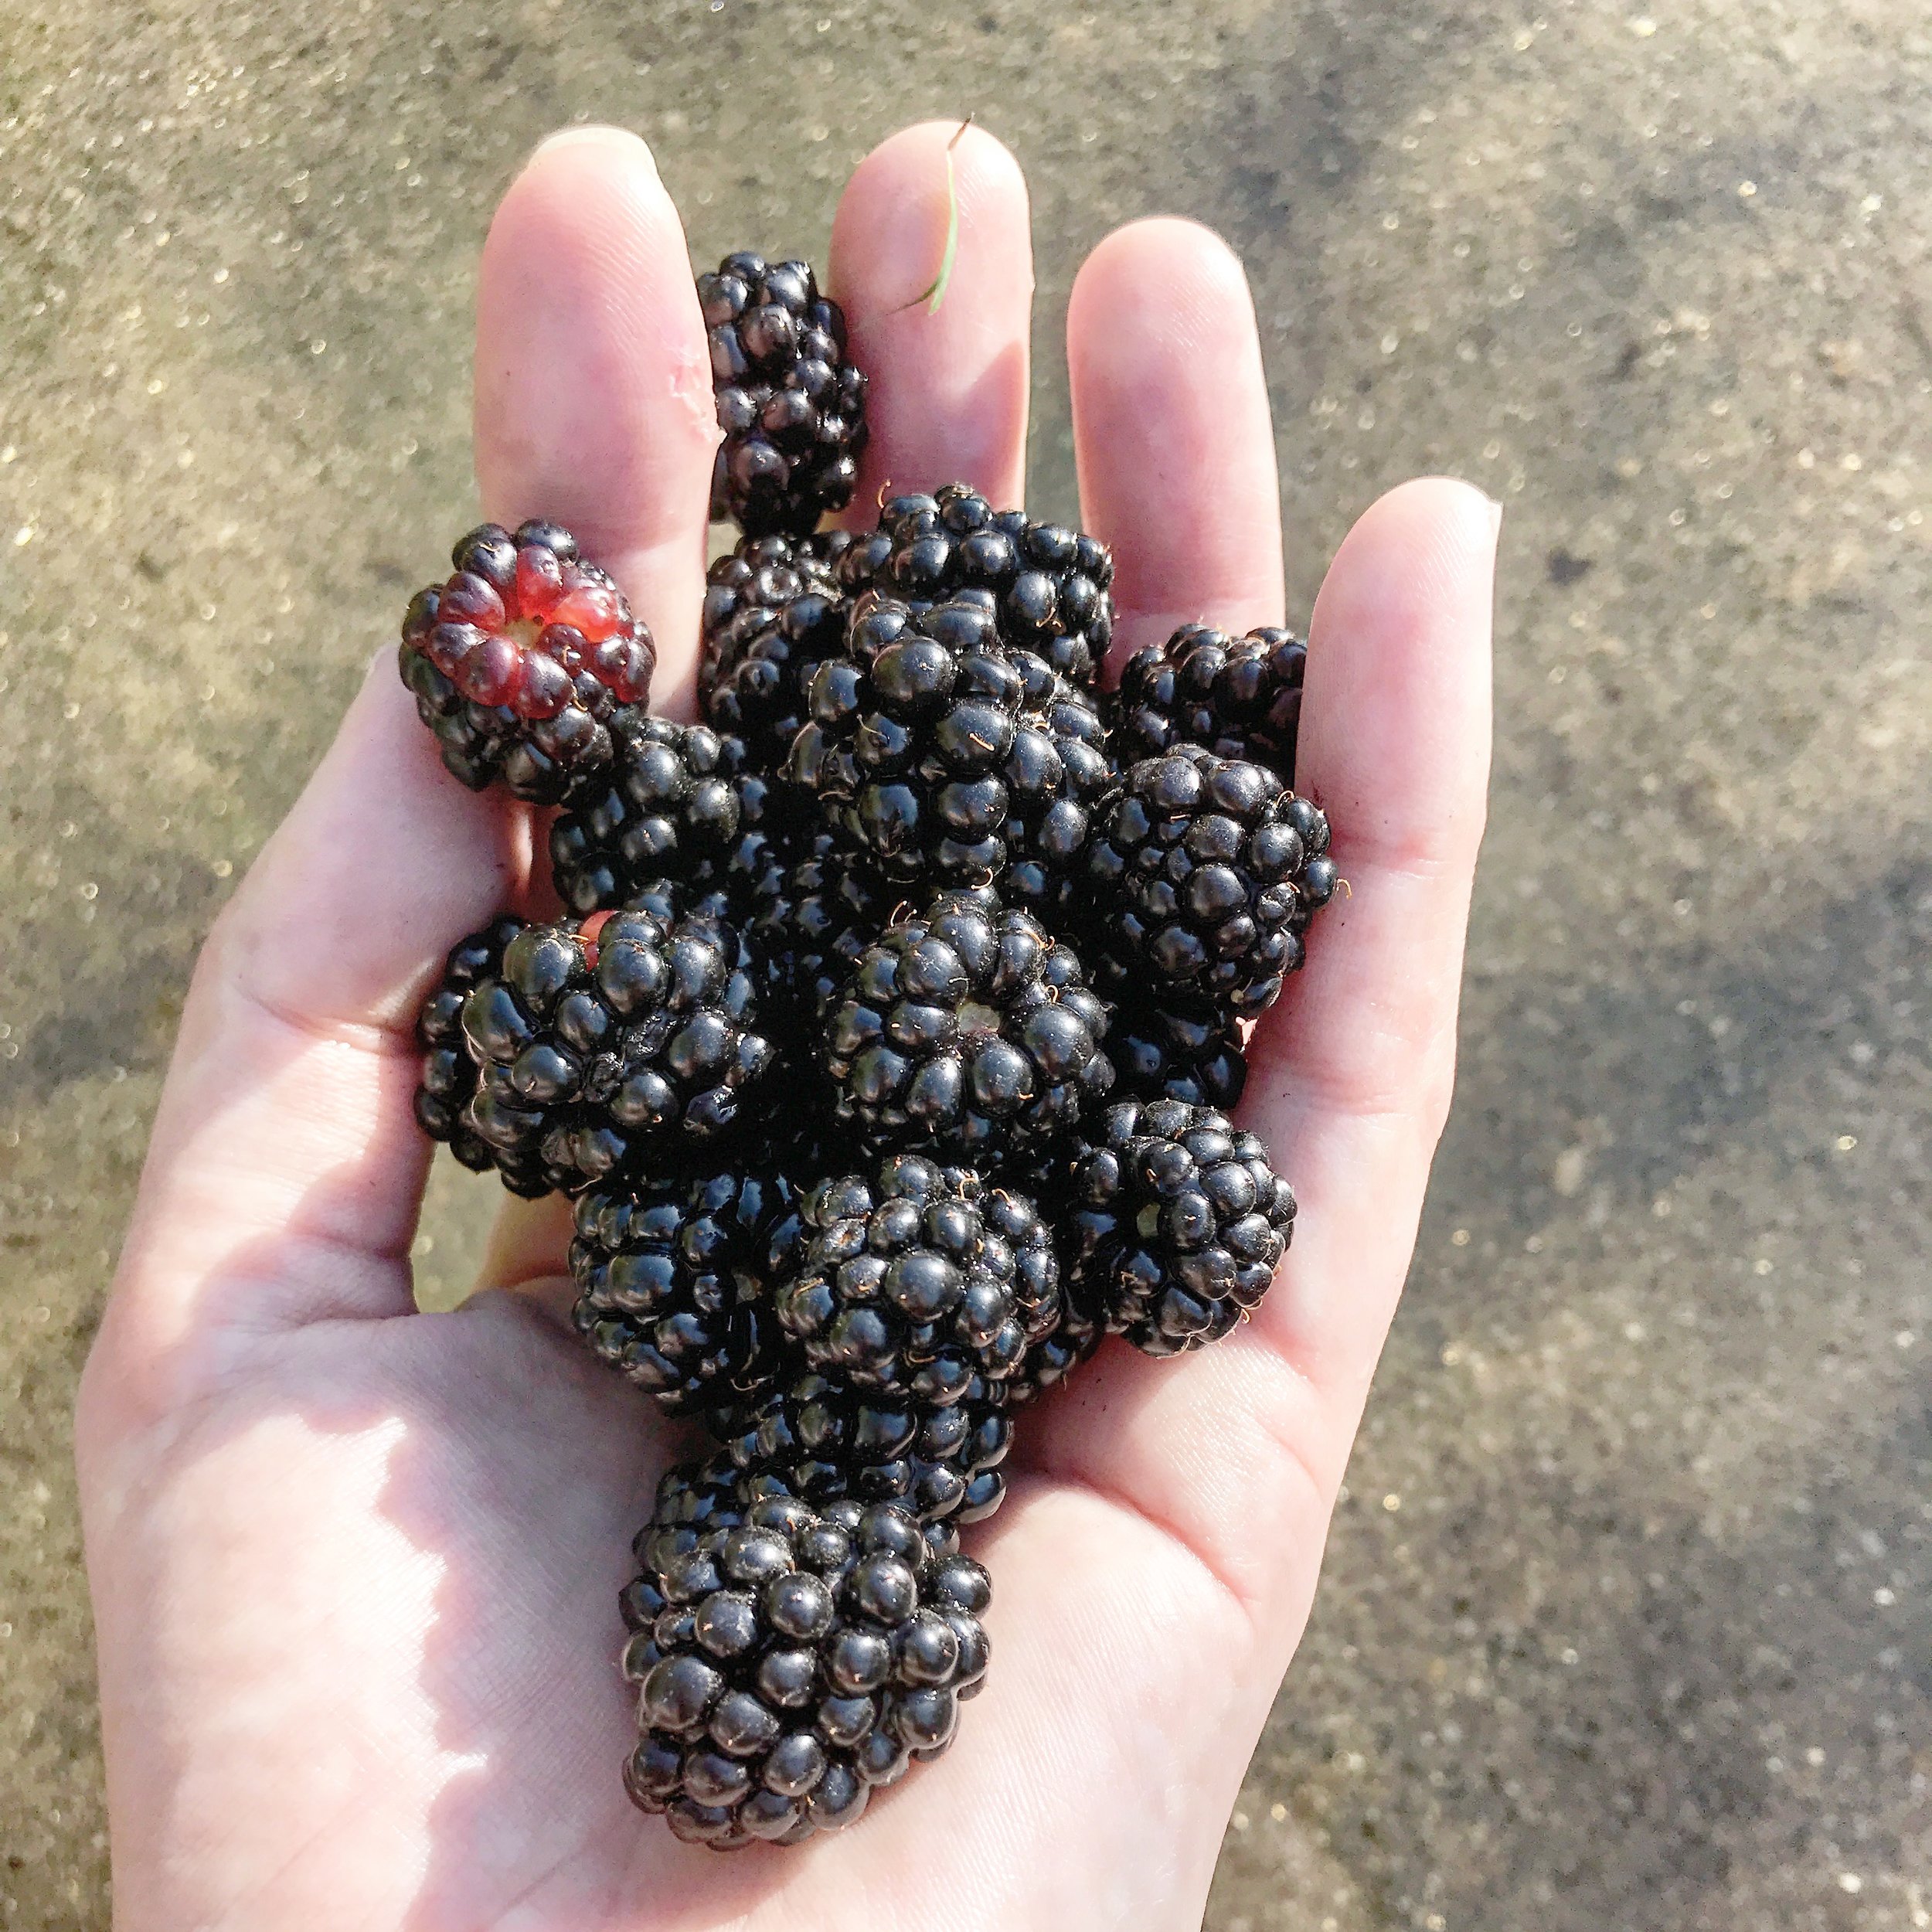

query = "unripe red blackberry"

[
  {"left": 398, "top": 520, "right": 655, "bottom": 803},
  {"left": 773, "top": 1155, "right": 1060, "bottom": 1403},
  {"left": 823, "top": 893, "right": 1114, "bottom": 1158},
  {"left": 621, "top": 1495, "right": 990, "bottom": 1849},
  {"left": 1087, "top": 746, "right": 1337, "bottom": 1022},
  {"left": 1066, "top": 1098, "right": 1296, "bottom": 1355},
  {"left": 702, "top": 253, "right": 868, "bottom": 538},
  {"left": 1114, "top": 622, "right": 1307, "bottom": 781}
]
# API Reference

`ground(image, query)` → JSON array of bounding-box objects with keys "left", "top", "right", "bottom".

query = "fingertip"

[
  {"left": 529, "top": 123, "right": 662, "bottom": 173},
  {"left": 1069, "top": 216, "right": 1257, "bottom": 355},
  {"left": 1069, "top": 216, "right": 1282, "bottom": 659},
  {"left": 474, "top": 124, "right": 713, "bottom": 697},
  {"left": 1308, "top": 478, "right": 1500, "bottom": 727},
  {"left": 831, "top": 120, "right": 1033, "bottom": 509}
]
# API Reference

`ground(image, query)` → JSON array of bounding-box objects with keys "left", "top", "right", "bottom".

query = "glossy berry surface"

[
  {"left": 793, "top": 594, "right": 1110, "bottom": 910},
  {"left": 838, "top": 483, "right": 1114, "bottom": 686},
  {"left": 621, "top": 1495, "right": 990, "bottom": 1849},
  {"left": 700, "top": 531, "right": 853, "bottom": 771},
  {"left": 773, "top": 1156, "right": 1060, "bottom": 1400},
  {"left": 398, "top": 519, "right": 655, "bottom": 803},
  {"left": 423, "top": 901, "right": 774, "bottom": 1192},
  {"left": 1113, "top": 622, "right": 1307, "bottom": 782},
  {"left": 1088, "top": 745, "right": 1337, "bottom": 1022},
  {"left": 748, "top": 829, "right": 892, "bottom": 1029},
  {"left": 570, "top": 1168, "right": 808, "bottom": 1414},
  {"left": 823, "top": 893, "right": 1114, "bottom": 1158},
  {"left": 547, "top": 718, "right": 758, "bottom": 919},
  {"left": 702, "top": 253, "right": 868, "bottom": 538},
  {"left": 1065, "top": 1097, "right": 1296, "bottom": 1355},
  {"left": 1107, "top": 1000, "right": 1249, "bottom": 1111},
  {"left": 413, "top": 916, "right": 548, "bottom": 1196},
  {"left": 719, "top": 1369, "right": 1014, "bottom": 1530}
]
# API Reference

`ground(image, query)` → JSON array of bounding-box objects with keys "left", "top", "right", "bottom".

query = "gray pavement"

[{"left": 2, "top": 2, "right": 1927, "bottom": 1926}]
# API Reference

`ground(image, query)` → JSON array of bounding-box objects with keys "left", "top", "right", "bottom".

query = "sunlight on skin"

[{"left": 76, "top": 118, "right": 1495, "bottom": 1932}]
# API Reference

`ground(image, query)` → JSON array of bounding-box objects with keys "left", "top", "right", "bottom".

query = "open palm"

[{"left": 76, "top": 123, "right": 1495, "bottom": 1932}]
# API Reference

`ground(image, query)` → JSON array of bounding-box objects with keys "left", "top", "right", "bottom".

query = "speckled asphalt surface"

[{"left": 2, "top": 2, "right": 1928, "bottom": 1926}]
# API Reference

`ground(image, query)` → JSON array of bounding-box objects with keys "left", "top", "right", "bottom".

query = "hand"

[{"left": 76, "top": 121, "right": 1496, "bottom": 1932}]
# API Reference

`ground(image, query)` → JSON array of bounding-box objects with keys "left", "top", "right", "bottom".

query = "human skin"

[{"left": 74, "top": 119, "right": 1497, "bottom": 1932}]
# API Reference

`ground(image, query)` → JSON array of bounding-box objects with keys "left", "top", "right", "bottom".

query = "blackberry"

[
  {"left": 1065, "top": 1098, "right": 1296, "bottom": 1355},
  {"left": 823, "top": 893, "right": 1114, "bottom": 1158},
  {"left": 397, "top": 519, "right": 655, "bottom": 804},
  {"left": 621, "top": 1495, "right": 992, "bottom": 1848},
  {"left": 702, "top": 253, "right": 868, "bottom": 538},
  {"left": 547, "top": 718, "right": 772, "bottom": 919},
  {"left": 772, "top": 1155, "right": 1060, "bottom": 1401},
  {"left": 838, "top": 484, "right": 1114, "bottom": 686},
  {"left": 1113, "top": 623, "right": 1308, "bottom": 782},
  {"left": 699, "top": 531, "right": 853, "bottom": 771},
  {"left": 795, "top": 594, "right": 1110, "bottom": 910},
  {"left": 1107, "top": 1000, "right": 1248, "bottom": 1111},
  {"left": 1087, "top": 746, "right": 1338, "bottom": 1022},
  {"left": 569, "top": 1168, "right": 808, "bottom": 1414},
  {"left": 413, "top": 915, "right": 552, "bottom": 1198},
  {"left": 721, "top": 1369, "right": 1014, "bottom": 1531},
  {"left": 748, "top": 829, "right": 893, "bottom": 1028},
  {"left": 1002, "top": 1275, "right": 1107, "bottom": 1407},
  {"left": 437, "top": 902, "right": 774, "bottom": 1192}
]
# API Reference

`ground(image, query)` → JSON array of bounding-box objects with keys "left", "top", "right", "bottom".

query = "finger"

[
  {"left": 1026, "top": 480, "right": 1495, "bottom": 1635},
  {"left": 1245, "top": 478, "right": 1498, "bottom": 1403},
  {"left": 97, "top": 130, "right": 719, "bottom": 1403},
  {"left": 831, "top": 121, "right": 1033, "bottom": 512},
  {"left": 1067, "top": 218, "right": 1285, "bottom": 666},
  {"left": 474, "top": 126, "right": 716, "bottom": 716}
]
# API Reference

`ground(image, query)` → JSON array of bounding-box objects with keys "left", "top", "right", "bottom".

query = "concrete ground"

[{"left": 2, "top": 1, "right": 1927, "bottom": 1925}]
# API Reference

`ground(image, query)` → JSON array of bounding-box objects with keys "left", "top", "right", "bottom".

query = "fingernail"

[
  {"left": 530, "top": 124, "right": 658, "bottom": 178},
  {"left": 1485, "top": 494, "right": 1505, "bottom": 536}
]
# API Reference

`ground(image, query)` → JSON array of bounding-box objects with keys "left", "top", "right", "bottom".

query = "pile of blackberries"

[{"left": 401, "top": 252, "right": 1336, "bottom": 1851}]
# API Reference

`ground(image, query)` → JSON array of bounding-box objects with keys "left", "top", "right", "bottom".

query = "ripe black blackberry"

[
  {"left": 1087, "top": 746, "right": 1338, "bottom": 1022},
  {"left": 747, "top": 828, "right": 893, "bottom": 1028},
  {"left": 791, "top": 597, "right": 1109, "bottom": 910},
  {"left": 702, "top": 253, "right": 868, "bottom": 537},
  {"left": 1113, "top": 623, "right": 1308, "bottom": 782},
  {"left": 1002, "top": 1276, "right": 1107, "bottom": 1406},
  {"left": 1065, "top": 1098, "right": 1296, "bottom": 1355},
  {"left": 790, "top": 597, "right": 1019, "bottom": 883},
  {"left": 837, "top": 484, "right": 1114, "bottom": 686},
  {"left": 719, "top": 1368, "right": 1014, "bottom": 1531},
  {"left": 621, "top": 1495, "right": 992, "bottom": 1848},
  {"left": 1107, "top": 999, "right": 1249, "bottom": 1111},
  {"left": 398, "top": 520, "right": 655, "bottom": 804},
  {"left": 772, "top": 1155, "right": 1060, "bottom": 1403},
  {"left": 547, "top": 718, "right": 779, "bottom": 919},
  {"left": 569, "top": 1168, "right": 808, "bottom": 1415},
  {"left": 430, "top": 901, "right": 774, "bottom": 1192},
  {"left": 823, "top": 893, "right": 1114, "bottom": 1158},
  {"left": 699, "top": 532, "right": 853, "bottom": 772},
  {"left": 413, "top": 915, "right": 553, "bottom": 1198}
]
